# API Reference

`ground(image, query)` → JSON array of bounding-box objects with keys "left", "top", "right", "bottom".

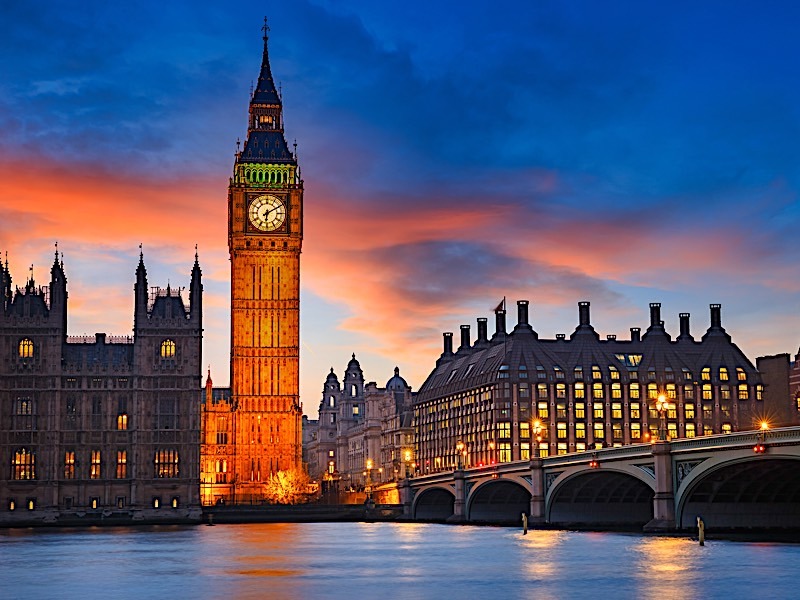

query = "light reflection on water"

[{"left": 2, "top": 523, "right": 799, "bottom": 600}]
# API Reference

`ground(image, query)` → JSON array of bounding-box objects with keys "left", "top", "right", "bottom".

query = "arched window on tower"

[
  {"left": 18, "top": 338, "right": 34, "bottom": 359},
  {"left": 160, "top": 339, "right": 176, "bottom": 359}
]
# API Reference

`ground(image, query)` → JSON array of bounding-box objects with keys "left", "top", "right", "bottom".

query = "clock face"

[{"left": 248, "top": 194, "right": 286, "bottom": 232}]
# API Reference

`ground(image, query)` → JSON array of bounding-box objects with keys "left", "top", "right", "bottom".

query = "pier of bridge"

[{"left": 400, "top": 427, "right": 800, "bottom": 531}]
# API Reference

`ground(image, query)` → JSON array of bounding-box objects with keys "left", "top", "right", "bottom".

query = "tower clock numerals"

[{"left": 248, "top": 194, "right": 286, "bottom": 232}]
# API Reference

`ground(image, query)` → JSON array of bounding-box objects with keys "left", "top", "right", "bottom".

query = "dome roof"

[
  {"left": 347, "top": 353, "right": 361, "bottom": 371},
  {"left": 325, "top": 367, "right": 339, "bottom": 383},
  {"left": 386, "top": 366, "right": 408, "bottom": 391}
]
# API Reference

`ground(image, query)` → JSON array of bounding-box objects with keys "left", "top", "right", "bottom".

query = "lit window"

[
  {"left": 575, "top": 402, "right": 585, "bottom": 419},
  {"left": 556, "top": 383, "right": 566, "bottom": 399},
  {"left": 538, "top": 443, "right": 549, "bottom": 457},
  {"left": 591, "top": 366, "right": 602, "bottom": 380},
  {"left": 171, "top": 497, "right": 179, "bottom": 509},
  {"left": 155, "top": 449, "right": 179, "bottom": 478},
  {"left": 611, "top": 383, "right": 622, "bottom": 399},
  {"left": 498, "top": 422, "right": 511, "bottom": 439},
  {"left": 683, "top": 368, "right": 692, "bottom": 381},
  {"left": 684, "top": 384, "right": 695, "bottom": 400},
  {"left": 117, "top": 413, "right": 128, "bottom": 430},
  {"left": 557, "top": 443, "right": 567, "bottom": 456},
  {"left": 666, "top": 383, "right": 676, "bottom": 399},
  {"left": 116, "top": 450, "right": 127, "bottom": 479},
  {"left": 575, "top": 423, "right": 586, "bottom": 439},
  {"left": 667, "top": 423, "right": 678, "bottom": 438},
  {"left": 631, "top": 423, "right": 641, "bottom": 439},
  {"left": 160, "top": 339, "right": 176, "bottom": 358},
  {"left": 612, "top": 423, "right": 623, "bottom": 439},
  {"left": 91, "top": 497, "right": 99, "bottom": 509},
  {"left": 701, "top": 367, "right": 711, "bottom": 381},
  {"left": 13, "top": 448, "right": 35, "bottom": 480},
  {"left": 520, "top": 422, "right": 530, "bottom": 439},
  {"left": 574, "top": 383, "right": 585, "bottom": 399},
  {"left": 611, "top": 403, "right": 622, "bottom": 419},
  {"left": 756, "top": 385, "right": 763, "bottom": 401},
  {"left": 685, "top": 403, "right": 695, "bottom": 419},
  {"left": 702, "top": 385, "right": 713, "bottom": 400},
  {"left": 593, "top": 383, "right": 604, "bottom": 399},
  {"left": 64, "top": 451, "right": 75, "bottom": 479},
  {"left": 736, "top": 368, "right": 746, "bottom": 381},
  {"left": 153, "top": 498, "right": 160, "bottom": 509},
  {"left": 721, "top": 385, "right": 731, "bottom": 400},
  {"left": 630, "top": 402, "right": 640, "bottom": 419},
  {"left": 352, "top": 405, "right": 360, "bottom": 417},
  {"left": 498, "top": 443, "right": 511, "bottom": 462},
  {"left": 609, "top": 367, "right": 619, "bottom": 380},
  {"left": 537, "top": 402, "right": 549, "bottom": 419},
  {"left": 703, "top": 425, "right": 713, "bottom": 436},
  {"left": 686, "top": 423, "right": 696, "bottom": 438},
  {"left": 329, "top": 396, "right": 335, "bottom": 407},
  {"left": 737, "top": 385, "right": 749, "bottom": 400},
  {"left": 574, "top": 367, "right": 583, "bottom": 380},
  {"left": 557, "top": 423, "right": 567, "bottom": 439},
  {"left": 520, "top": 443, "right": 530, "bottom": 460},
  {"left": 719, "top": 367, "right": 729, "bottom": 381},
  {"left": 556, "top": 403, "right": 567, "bottom": 419},
  {"left": 629, "top": 383, "right": 640, "bottom": 399},
  {"left": 722, "top": 423, "right": 732, "bottom": 434},
  {"left": 576, "top": 442, "right": 586, "bottom": 452},
  {"left": 18, "top": 338, "right": 34, "bottom": 358},
  {"left": 593, "top": 423, "right": 605, "bottom": 439},
  {"left": 593, "top": 402, "right": 604, "bottom": 419},
  {"left": 537, "top": 383, "right": 548, "bottom": 398},
  {"left": 90, "top": 450, "right": 101, "bottom": 479},
  {"left": 328, "top": 450, "right": 335, "bottom": 457},
  {"left": 647, "top": 383, "right": 658, "bottom": 399}
]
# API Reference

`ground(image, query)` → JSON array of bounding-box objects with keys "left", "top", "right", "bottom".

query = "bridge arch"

[
  {"left": 546, "top": 465, "right": 655, "bottom": 527},
  {"left": 466, "top": 476, "right": 531, "bottom": 524},
  {"left": 412, "top": 485, "right": 455, "bottom": 521},
  {"left": 676, "top": 452, "right": 800, "bottom": 529}
]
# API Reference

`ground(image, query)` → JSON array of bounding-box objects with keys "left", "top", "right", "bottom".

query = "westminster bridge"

[{"left": 400, "top": 427, "right": 800, "bottom": 530}]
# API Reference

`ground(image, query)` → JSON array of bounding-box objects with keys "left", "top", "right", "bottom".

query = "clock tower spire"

[{"left": 227, "top": 18, "right": 303, "bottom": 502}]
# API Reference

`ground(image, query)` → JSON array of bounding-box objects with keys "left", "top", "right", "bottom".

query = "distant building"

[
  {"left": 756, "top": 350, "right": 800, "bottom": 427},
  {"left": 306, "top": 356, "right": 415, "bottom": 491},
  {"left": 414, "top": 300, "right": 765, "bottom": 471},
  {"left": 0, "top": 250, "right": 203, "bottom": 524}
]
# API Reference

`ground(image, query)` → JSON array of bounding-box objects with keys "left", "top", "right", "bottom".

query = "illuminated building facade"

[
  {"left": 200, "top": 21, "right": 303, "bottom": 504},
  {"left": 0, "top": 251, "right": 203, "bottom": 524},
  {"left": 306, "top": 356, "right": 415, "bottom": 490},
  {"left": 755, "top": 350, "right": 800, "bottom": 427},
  {"left": 414, "top": 300, "right": 765, "bottom": 472}
]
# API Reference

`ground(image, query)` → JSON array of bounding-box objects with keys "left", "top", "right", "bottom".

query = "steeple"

[
  {"left": 238, "top": 17, "right": 295, "bottom": 165},
  {"left": 190, "top": 245, "right": 202, "bottom": 322},
  {"left": 134, "top": 245, "right": 148, "bottom": 331},
  {"left": 49, "top": 243, "right": 67, "bottom": 334}
]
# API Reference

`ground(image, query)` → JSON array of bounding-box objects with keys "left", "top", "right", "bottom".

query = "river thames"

[{"left": 2, "top": 522, "right": 798, "bottom": 599}]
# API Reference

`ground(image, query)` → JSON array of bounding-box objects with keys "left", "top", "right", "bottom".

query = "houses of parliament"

[{"left": 0, "top": 22, "right": 302, "bottom": 523}]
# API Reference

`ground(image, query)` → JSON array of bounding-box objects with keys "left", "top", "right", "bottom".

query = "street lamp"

[
  {"left": 488, "top": 440, "right": 496, "bottom": 465},
  {"left": 456, "top": 440, "right": 465, "bottom": 469},
  {"left": 754, "top": 421, "right": 769, "bottom": 454},
  {"left": 533, "top": 420, "right": 542, "bottom": 458},
  {"left": 655, "top": 394, "right": 669, "bottom": 441},
  {"left": 365, "top": 459, "right": 373, "bottom": 501},
  {"left": 403, "top": 449, "right": 412, "bottom": 478}
]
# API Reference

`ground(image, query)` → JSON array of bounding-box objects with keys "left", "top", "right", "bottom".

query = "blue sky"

[{"left": 1, "top": 1, "right": 799, "bottom": 415}]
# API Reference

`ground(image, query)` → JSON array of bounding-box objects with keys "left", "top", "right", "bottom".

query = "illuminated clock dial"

[{"left": 248, "top": 194, "right": 286, "bottom": 232}]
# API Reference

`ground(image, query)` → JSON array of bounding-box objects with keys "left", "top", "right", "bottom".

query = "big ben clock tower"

[{"left": 228, "top": 19, "right": 303, "bottom": 501}]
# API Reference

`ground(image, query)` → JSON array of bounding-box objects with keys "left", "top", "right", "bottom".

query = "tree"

[{"left": 263, "top": 468, "right": 311, "bottom": 504}]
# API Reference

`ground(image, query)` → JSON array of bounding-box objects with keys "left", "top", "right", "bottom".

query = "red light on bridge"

[
  {"left": 753, "top": 444, "right": 766, "bottom": 454},
  {"left": 589, "top": 460, "right": 600, "bottom": 469}
]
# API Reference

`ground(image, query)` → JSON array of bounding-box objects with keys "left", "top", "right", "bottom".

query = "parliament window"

[
  {"left": 18, "top": 338, "right": 34, "bottom": 358},
  {"left": 117, "top": 413, "right": 128, "bottom": 431},
  {"left": 116, "top": 450, "right": 127, "bottom": 479},
  {"left": 64, "top": 451, "right": 75, "bottom": 479},
  {"left": 160, "top": 339, "right": 176, "bottom": 358},
  {"left": 13, "top": 448, "right": 35, "bottom": 480},
  {"left": 90, "top": 450, "right": 101, "bottom": 479},
  {"left": 155, "top": 449, "right": 179, "bottom": 478},
  {"left": 738, "top": 385, "right": 749, "bottom": 400},
  {"left": 13, "top": 397, "right": 35, "bottom": 430},
  {"left": 737, "top": 368, "right": 746, "bottom": 381}
]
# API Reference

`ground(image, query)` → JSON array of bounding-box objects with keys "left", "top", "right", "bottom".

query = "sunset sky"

[{"left": 2, "top": 2, "right": 799, "bottom": 417}]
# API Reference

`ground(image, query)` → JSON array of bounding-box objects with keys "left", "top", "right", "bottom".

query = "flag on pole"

[{"left": 493, "top": 297, "right": 505, "bottom": 312}]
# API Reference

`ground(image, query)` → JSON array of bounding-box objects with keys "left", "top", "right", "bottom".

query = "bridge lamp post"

[
  {"left": 655, "top": 394, "right": 669, "bottom": 441},
  {"left": 404, "top": 449, "right": 412, "bottom": 478},
  {"left": 488, "top": 441, "right": 496, "bottom": 465},
  {"left": 456, "top": 440, "right": 465, "bottom": 469},
  {"left": 533, "top": 420, "right": 542, "bottom": 458},
  {"left": 754, "top": 421, "right": 769, "bottom": 454},
  {"left": 365, "top": 459, "right": 373, "bottom": 501}
]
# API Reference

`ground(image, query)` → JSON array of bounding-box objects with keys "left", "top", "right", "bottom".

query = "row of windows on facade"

[
  {"left": 6, "top": 496, "right": 181, "bottom": 512},
  {"left": 417, "top": 381, "right": 762, "bottom": 416},
  {"left": 9, "top": 449, "right": 180, "bottom": 480},
  {"left": 488, "top": 363, "right": 753, "bottom": 383},
  {"left": 9, "top": 398, "right": 181, "bottom": 430},
  {"left": 14, "top": 338, "right": 179, "bottom": 359}
]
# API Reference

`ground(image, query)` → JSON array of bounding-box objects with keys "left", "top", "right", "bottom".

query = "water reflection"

[{"left": 2, "top": 524, "right": 799, "bottom": 600}]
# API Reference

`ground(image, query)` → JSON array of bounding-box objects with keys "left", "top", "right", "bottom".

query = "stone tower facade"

[
  {"left": 226, "top": 21, "right": 303, "bottom": 502},
  {"left": 0, "top": 250, "right": 203, "bottom": 525}
]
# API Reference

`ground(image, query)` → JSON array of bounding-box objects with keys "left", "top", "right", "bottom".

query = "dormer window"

[
  {"left": 160, "top": 339, "right": 176, "bottom": 359},
  {"left": 18, "top": 338, "right": 34, "bottom": 359}
]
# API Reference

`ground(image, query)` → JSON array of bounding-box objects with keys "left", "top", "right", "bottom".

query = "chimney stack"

[
  {"left": 631, "top": 327, "right": 641, "bottom": 342},
  {"left": 710, "top": 304, "right": 722, "bottom": 328},
  {"left": 578, "top": 301, "right": 591, "bottom": 326},
  {"left": 649, "top": 303, "right": 661, "bottom": 327},
  {"left": 679, "top": 313, "right": 691, "bottom": 338},
  {"left": 443, "top": 332, "right": 453, "bottom": 355},
  {"left": 517, "top": 300, "right": 529, "bottom": 327},
  {"left": 495, "top": 309, "right": 507, "bottom": 337},
  {"left": 476, "top": 318, "right": 488, "bottom": 344},
  {"left": 459, "top": 324, "right": 471, "bottom": 351}
]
